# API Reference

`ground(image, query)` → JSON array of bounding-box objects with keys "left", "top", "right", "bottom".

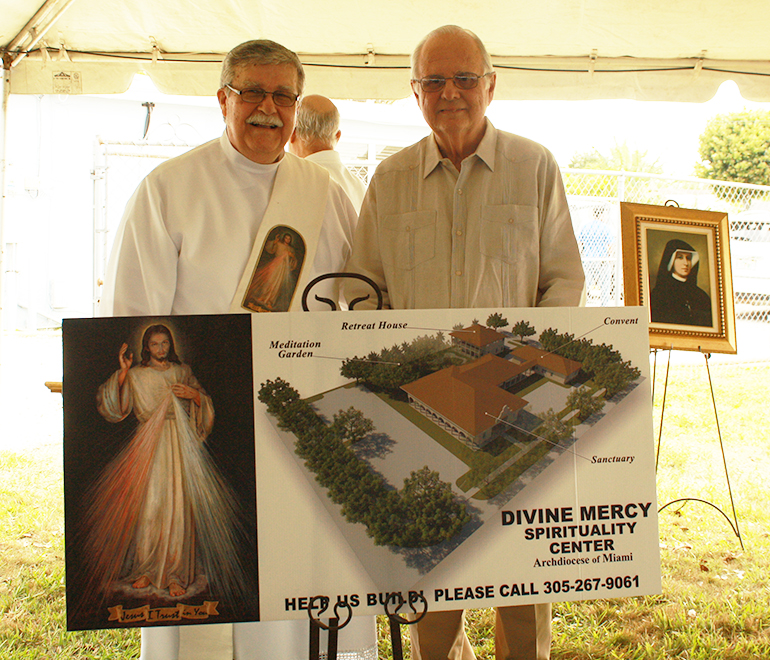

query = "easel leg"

[
  {"left": 703, "top": 353, "right": 744, "bottom": 550},
  {"left": 309, "top": 619, "right": 320, "bottom": 660},
  {"left": 327, "top": 618, "right": 339, "bottom": 660},
  {"left": 656, "top": 349, "right": 744, "bottom": 549},
  {"left": 389, "top": 617, "right": 405, "bottom": 660},
  {"left": 308, "top": 596, "right": 350, "bottom": 660},
  {"left": 384, "top": 592, "right": 428, "bottom": 660},
  {"left": 308, "top": 618, "right": 341, "bottom": 660},
  {"left": 654, "top": 346, "right": 672, "bottom": 472}
]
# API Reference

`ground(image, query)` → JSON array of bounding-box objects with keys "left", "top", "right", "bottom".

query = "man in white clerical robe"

[{"left": 100, "top": 39, "right": 376, "bottom": 660}]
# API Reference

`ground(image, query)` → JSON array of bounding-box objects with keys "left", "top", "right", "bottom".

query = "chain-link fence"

[
  {"left": 94, "top": 145, "right": 770, "bottom": 323},
  {"left": 563, "top": 169, "right": 770, "bottom": 322}
]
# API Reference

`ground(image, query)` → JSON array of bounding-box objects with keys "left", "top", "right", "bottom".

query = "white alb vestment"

[
  {"left": 306, "top": 150, "right": 367, "bottom": 213},
  {"left": 102, "top": 133, "right": 358, "bottom": 316},
  {"left": 101, "top": 132, "right": 376, "bottom": 660}
]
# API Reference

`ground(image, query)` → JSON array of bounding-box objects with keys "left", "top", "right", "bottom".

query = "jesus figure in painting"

[{"left": 85, "top": 324, "right": 243, "bottom": 604}]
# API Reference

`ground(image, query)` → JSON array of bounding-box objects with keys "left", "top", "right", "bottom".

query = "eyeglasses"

[
  {"left": 411, "top": 72, "right": 494, "bottom": 92},
  {"left": 224, "top": 83, "right": 299, "bottom": 107}
]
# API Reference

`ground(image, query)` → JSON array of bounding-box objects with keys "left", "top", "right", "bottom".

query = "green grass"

[
  {"left": 0, "top": 447, "right": 140, "bottom": 658},
  {"left": 2, "top": 359, "right": 770, "bottom": 658}
]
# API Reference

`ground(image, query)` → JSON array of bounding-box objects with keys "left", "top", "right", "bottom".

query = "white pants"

[{"left": 140, "top": 617, "right": 377, "bottom": 660}]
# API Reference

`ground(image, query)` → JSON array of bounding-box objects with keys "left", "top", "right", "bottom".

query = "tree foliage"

[
  {"left": 340, "top": 333, "right": 454, "bottom": 396},
  {"left": 568, "top": 140, "right": 663, "bottom": 173},
  {"left": 537, "top": 327, "right": 640, "bottom": 399},
  {"left": 486, "top": 313, "right": 509, "bottom": 329},
  {"left": 332, "top": 407, "right": 375, "bottom": 445},
  {"left": 399, "top": 467, "right": 470, "bottom": 546},
  {"left": 695, "top": 110, "right": 770, "bottom": 186},
  {"left": 565, "top": 140, "right": 663, "bottom": 198},
  {"left": 257, "top": 378, "right": 470, "bottom": 548},
  {"left": 566, "top": 386, "right": 605, "bottom": 421},
  {"left": 537, "top": 408, "right": 572, "bottom": 445},
  {"left": 511, "top": 320, "right": 536, "bottom": 342}
]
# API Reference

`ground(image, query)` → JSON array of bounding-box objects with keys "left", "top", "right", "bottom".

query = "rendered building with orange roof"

[
  {"left": 508, "top": 345, "right": 582, "bottom": 385},
  {"left": 401, "top": 354, "right": 530, "bottom": 448},
  {"left": 449, "top": 323, "right": 506, "bottom": 358},
  {"left": 401, "top": 332, "right": 584, "bottom": 447}
]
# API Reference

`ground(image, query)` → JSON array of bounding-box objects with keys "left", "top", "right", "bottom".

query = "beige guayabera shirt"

[{"left": 344, "top": 120, "right": 585, "bottom": 310}]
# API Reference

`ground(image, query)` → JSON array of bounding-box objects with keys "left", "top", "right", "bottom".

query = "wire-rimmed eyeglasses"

[
  {"left": 224, "top": 83, "right": 299, "bottom": 107},
  {"left": 411, "top": 72, "right": 494, "bottom": 93}
]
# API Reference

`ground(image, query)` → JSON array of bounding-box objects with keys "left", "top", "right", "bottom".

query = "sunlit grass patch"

[
  {"left": 0, "top": 447, "right": 141, "bottom": 659},
  {"left": 3, "top": 359, "right": 770, "bottom": 658}
]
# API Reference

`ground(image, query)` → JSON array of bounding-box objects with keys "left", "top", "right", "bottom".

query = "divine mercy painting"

[{"left": 63, "top": 314, "right": 260, "bottom": 630}]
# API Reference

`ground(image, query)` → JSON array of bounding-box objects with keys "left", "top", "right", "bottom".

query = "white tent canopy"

[{"left": 3, "top": 0, "right": 770, "bottom": 102}]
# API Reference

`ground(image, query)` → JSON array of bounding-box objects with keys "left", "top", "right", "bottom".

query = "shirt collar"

[
  {"left": 422, "top": 118, "right": 497, "bottom": 178},
  {"left": 219, "top": 131, "right": 282, "bottom": 174},
  {"left": 475, "top": 119, "right": 497, "bottom": 171},
  {"left": 306, "top": 149, "right": 342, "bottom": 165}
]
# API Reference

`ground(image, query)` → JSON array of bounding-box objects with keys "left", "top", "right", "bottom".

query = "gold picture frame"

[{"left": 620, "top": 202, "right": 737, "bottom": 354}]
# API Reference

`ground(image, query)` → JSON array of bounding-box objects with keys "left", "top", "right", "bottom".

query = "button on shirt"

[{"left": 344, "top": 120, "right": 584, "bottom": 310}]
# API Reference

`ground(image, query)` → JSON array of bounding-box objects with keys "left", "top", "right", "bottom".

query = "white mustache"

[{"left": 247, "top": 112, "right": 283, "bottom": 128}]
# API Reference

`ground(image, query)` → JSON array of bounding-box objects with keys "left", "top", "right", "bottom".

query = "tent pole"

[
  {"left": 5, "top": 0, "right": 79, "bottom": 69},
  {"left": 0, "top": 60, "right": 9, "bottom": 368}
]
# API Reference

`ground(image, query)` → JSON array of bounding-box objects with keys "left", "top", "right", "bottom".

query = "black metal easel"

[
  {"left": 383, "top": 592, "right": 428, "bottom": 660},
  {"left": 301, "top": 272, "right": 383, "bottom": 312},
  {"left": 652, "top": 347, "right": 744, "bottom": 549},
  {"left": 307, "top": 596, "right": 353, "bottom": 660},
  {"left": 301, "top": 273, "right": 387, "bottom": 660},
  {"left": 305, "top": 591, "right": 429, "bottom": 660}
]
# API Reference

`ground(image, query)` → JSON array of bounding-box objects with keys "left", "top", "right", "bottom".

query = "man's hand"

[{"left": 172, "top": 383, "right": 202, "bottom": 406}]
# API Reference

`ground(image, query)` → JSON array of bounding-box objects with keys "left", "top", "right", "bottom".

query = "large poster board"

[
  {"left": 62, "top": 306, "right": 660, "bottom": 630},
  {"left": 252, "top": 306, "right": 660, "bottom": 621}
]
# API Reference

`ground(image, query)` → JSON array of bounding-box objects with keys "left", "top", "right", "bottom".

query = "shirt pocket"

[
  {"left": 379, "top": 210, "right": 436, "bottom": 270},
  {"left": 480, "top": 204, "right": 538, "bottom": 265}
]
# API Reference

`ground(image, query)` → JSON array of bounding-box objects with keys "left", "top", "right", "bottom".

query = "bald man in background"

[{"left": 289, "top": 94, "right": 367, "bottom": 212}]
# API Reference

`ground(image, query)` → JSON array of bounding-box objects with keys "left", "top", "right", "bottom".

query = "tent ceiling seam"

[{"left": 7, "top": 48, "right": 770, "bottom": 79}]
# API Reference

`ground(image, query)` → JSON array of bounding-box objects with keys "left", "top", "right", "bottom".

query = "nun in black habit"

[{"left": 650, "top": 238, "right": 712, "bottom": 326}]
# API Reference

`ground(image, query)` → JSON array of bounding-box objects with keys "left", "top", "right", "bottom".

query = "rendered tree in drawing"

[
  {"left": 332, "top": 407, "right": 375, "bottom": 445},
  {"left": 511, "top": 320, "right": 536, "bottom": 342},
  {"left": 567, "top": 386, "right": 605, "bottom": 421},
  {"left": 486, "top": 312, "right": 509, "bottom": 329}
]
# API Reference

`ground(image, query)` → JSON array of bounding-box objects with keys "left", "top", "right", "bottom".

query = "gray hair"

[
  {"left": 295, "top": 100, "right": 340, "bottom": 145},
  {"left": 410, "top": 25, "right": 493, "bottom": 79},
  {"left": 220, "top": 40, "right": 305, "bottom": 95}
]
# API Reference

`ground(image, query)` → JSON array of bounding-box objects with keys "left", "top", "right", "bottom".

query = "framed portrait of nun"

[{"left": 620, "top": 202, "right": 737, "bottom": 354}]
